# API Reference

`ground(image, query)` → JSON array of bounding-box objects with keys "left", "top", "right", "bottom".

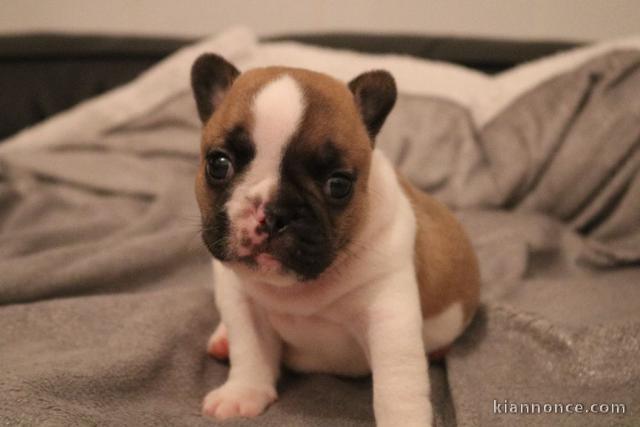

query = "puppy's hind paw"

[
  {"left": 202, "top": 382, "right": 277, "bottom": 420},
  {"left": 206, "top": 323, "right": 229, "bottom": 360}
]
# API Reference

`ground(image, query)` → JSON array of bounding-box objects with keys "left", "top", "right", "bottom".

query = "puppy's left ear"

[
  {"left": 348, "top": 70, "right": 397, "bottom": 143},
  {"left": 191, "top": 53, "right": 240, "bottom": 123}
]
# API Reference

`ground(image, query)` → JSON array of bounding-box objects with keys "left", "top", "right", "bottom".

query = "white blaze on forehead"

[
  {"left": 225, "top": 74, "right": 306, "bottom": 239},
  {"left": 241, "top": 74, "right": 305, "bottom": 195},
  {"left": 252, "top": 74, "right": 306, "bottom": 157}
]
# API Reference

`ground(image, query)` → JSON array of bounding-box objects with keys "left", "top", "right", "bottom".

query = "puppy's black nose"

[{"left": 264, "top": 205, "right": 292, "bottom": 235}]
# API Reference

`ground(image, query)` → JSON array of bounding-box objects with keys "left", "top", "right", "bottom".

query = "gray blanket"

[{"left": 1, "top": 37, "right": 639, "bottom": 427}]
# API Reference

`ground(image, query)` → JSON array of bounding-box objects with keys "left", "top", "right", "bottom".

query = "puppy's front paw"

[{"left": 202, "top": 382, "right": 277, "bottom": 420}]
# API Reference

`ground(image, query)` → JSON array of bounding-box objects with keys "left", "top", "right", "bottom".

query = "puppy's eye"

[
  {"left": 324, "top": 172, "right": 353, "bottom": 200},
  {"left": 206, "top": 152, "right": 234, "bottom": 182}
]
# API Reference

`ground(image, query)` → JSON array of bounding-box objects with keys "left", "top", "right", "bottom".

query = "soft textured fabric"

[
  {"left": 1, "top": 28, "right": 639, "bottom": 426},
  {"left": 0, "top": 32, "right": 578, "bottom": 140}
]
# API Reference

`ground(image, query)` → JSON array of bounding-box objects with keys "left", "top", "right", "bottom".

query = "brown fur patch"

[{"left": 398, "top": 174, "right": 481, "bottom": 325}]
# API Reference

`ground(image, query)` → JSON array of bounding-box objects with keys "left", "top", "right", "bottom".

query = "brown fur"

[{"left": 398, "top": 174, "right": 481, "bottom": 325}]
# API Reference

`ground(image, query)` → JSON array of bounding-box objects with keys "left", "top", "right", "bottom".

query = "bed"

[{"left": 1, "top": 28, "right": 638, "bottom": 426}]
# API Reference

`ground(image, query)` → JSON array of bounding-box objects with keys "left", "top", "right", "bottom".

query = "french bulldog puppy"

[{"left": 191, "top": 53, "right": 480, "bottom": 426}]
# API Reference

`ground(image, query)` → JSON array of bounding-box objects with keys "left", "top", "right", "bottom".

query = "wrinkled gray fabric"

[{"left": 1, "top": 48, "right": 639, "bottom": 427}]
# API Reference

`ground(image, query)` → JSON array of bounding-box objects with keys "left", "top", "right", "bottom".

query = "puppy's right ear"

[{"left": 191, "top": 53, "right": 240, "bottom": 123}]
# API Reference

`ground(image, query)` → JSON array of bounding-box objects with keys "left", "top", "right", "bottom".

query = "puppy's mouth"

[
  {"left": 233, "top": 232, "right": 328, "bottom": 281},
  {"left": 233, "top": 232, "right": 288, "bottom": 274},
  {"left": 238, "top": 250, "right": 283, "bottom": 273},
  {"left": 208, "top": 200, "right": 335, "bottom": 281}
]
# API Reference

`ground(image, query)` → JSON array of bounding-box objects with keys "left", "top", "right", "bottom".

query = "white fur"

[
  {"left": 224, "top": 75, "right": 305, "bottom": 256},
  {"left": 204, "top": 259, "right": 281, "bottom": 419},
  {"left": 252, "top": 75, "right": 305, "bottom": 155},
  {"left": 205, "top": 149, "right": 468, "bottom": 426},
  {"left": 423, "top": 302, "right": 464, "bottom": 353}
]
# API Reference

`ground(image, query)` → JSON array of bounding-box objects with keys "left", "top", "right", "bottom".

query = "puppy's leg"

[
  {"left": 356, "top": 266, "right": 433, "bottom": 427},
  {"left": 207, "top": 322, "right": 229, "bottom": 360},
  {"left": 203, "top": 262, "right": 282, "bottom": 420},
  {"left": 423, "top": 302, "right": 465, "bottom": 362}
]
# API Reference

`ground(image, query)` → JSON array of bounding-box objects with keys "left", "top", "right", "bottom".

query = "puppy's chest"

[{"left": 266, "top": 312, "right": 370, "bottom": 377}]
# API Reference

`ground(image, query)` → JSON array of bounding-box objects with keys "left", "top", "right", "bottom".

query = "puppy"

[{"left": 191, "top": 53, "right": 480, "bottom": 426}]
